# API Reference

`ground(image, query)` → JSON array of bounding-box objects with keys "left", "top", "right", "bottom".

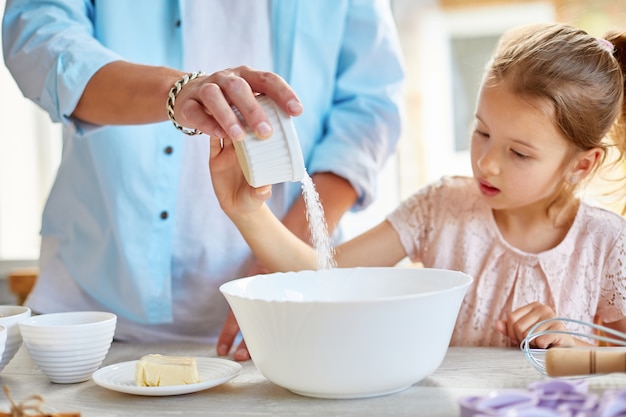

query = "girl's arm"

[
  {"left": 597, "top": 230, "right": 626, "bottom": 345},
  {"left": 235, "top": 206, "right": 407, "bottom": 272},
  {"left": 209, "top": 137, "right": 407, "bottom": 271},
  {"left": 334, "top": 221, "right": 407, "bottom": 267},
  {"left": 236, "top": 203, "right": 318, "bottom": 272}
]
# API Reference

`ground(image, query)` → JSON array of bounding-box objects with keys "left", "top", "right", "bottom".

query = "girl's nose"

[{"left": 477, "top": 147, "right": 501, "bottom": 176}]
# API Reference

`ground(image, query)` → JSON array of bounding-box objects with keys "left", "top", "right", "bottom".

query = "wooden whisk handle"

[{"left": 545, "top": 347, "right": 626, "bottom": 377}]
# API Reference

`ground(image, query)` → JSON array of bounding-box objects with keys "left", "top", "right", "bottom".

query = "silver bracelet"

[{"left": 166, "top": 71, "right": 205, "bottom": 135}]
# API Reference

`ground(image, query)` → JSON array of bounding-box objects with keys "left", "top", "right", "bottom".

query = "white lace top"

[{"left": 386, "top": 176, "right": 626, "bottom": 347}]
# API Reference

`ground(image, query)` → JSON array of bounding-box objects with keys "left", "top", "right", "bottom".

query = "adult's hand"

[
  {"left": 217, "top": 310, "right": 250, "bottom": 361},
  {"left": 73, "top": 62, "right": 303, "bottom": 140},
  {"left": 173, "top": 65, "right": 303, "bottom": 140}
]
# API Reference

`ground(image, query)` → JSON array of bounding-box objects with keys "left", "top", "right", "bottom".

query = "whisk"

[{"left": 521, "top": 317, "right": 626, "bottom": 377}]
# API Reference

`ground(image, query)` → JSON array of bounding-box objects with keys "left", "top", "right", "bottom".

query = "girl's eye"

[
  {"left": 511, "top": 149, "right": 530, "bottom": 159},
  {"left": 474, "top": 129, "right": 489, "bottom": 138}
]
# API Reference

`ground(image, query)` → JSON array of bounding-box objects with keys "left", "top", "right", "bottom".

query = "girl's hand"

[
  {"left": 495, "top": 302, "right": 576, "bottom": 348},
  {"left": 208, "top": 137, "right": 272, "bottom": 219}
]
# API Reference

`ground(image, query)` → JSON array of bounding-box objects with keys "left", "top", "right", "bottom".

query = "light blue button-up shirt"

[{"left": 2, "top": 0, "right": 404, "bottom": 325}]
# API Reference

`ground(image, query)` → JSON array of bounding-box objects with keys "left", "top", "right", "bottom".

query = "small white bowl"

[
  {"left": 0, "top": 326, "right": 7, "bottom": 365},
  {"left": 26, "top": 342, "right": 112, "bottom": 355},
  {"left": 19, "top": 311, "right": 116, "bottom": 383},
  {"left": 20, "top": 310, "right": 115, "bottom": 328},
  {"left": 232, "top": 94, "right": 305, "bottom": 187},
  {"left": 0, "top": 305, "right": 31, "bottom": 372},
  {"left": 220, "top": 267, "right": 472, "bottom": 399},
  {"left": 22, "top": 326, "right": 115, "bottom": 347}
]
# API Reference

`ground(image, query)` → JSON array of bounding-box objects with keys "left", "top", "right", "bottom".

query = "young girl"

[{"left": 210, "top": 23, "right": 626, "bottom": 349}]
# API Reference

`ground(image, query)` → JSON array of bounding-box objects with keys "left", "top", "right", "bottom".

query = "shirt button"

[
  {"left": 164, "top": 146, "right": 173, "bottom": 155},
  {"left": 160, "top": 211, "right": 168, "bottom": 220},
  {"left": 175, "top": 19, "right": 181, "bottom": 27}
]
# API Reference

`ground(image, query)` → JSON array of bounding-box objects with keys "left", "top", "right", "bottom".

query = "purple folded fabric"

[{"left": 458, "top": 379, "right": 626, "bottom": 417}]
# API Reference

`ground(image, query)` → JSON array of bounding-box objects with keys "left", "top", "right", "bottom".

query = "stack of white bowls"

[
  {"left": 0, "top": 305, "right": 31, "bottom": 372},
  {"left": 0, "top": 326, "right": 7, "bottom": 365},
  {"left": 19, "top": 311, "right": 116, "bottom": 383}
]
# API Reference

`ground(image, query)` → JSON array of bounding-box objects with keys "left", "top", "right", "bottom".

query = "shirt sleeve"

[
  {"left": 306, "top": 0, "right": 405, "bottom": 210},
  {"left": 2, "top": 0, "right": 122, "bottom": 126},
  {"left": 385, "top": 179, "right": 448, "bottom": 263}
]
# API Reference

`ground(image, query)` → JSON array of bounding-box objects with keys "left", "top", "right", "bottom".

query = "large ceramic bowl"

[
  {"left": 19, "top": 311, "right": 116, "bottom": 383},
  {"left": 0, "top": 305, "right": 31, "bottom": 372},
  {"left": 220, "top": 267, "right": 472, "bottom": 399}
]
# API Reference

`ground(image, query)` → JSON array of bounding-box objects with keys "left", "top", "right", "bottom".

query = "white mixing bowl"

[{"left": 220, "top": 267, "right": 472, "bottom": 399}]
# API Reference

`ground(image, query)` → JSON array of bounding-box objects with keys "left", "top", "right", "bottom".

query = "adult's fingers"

[
  {"left": 175, "top": 66, "right": 302, "bottom": 142},
  {"left": 210, "top": 66, "right": 302, "bottom": 139},
  {"left": 178, "top": 80, "right": 243, "bottom": 140},
  {"left": 233, "top": 339, "right": 250, "bottom": 361},
  {"left": 209, "top": 70, "right": 271, "bottom": 139},
  {"left": 216, "top": 309, "right": 241, "bottom": 357},
  {"left": 235, "top": 66, "right": 303, "bottom": 117}
]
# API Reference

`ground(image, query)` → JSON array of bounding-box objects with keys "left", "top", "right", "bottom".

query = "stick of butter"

[{"left": 134, "top": 354, "right": 200, "bottom": 387}]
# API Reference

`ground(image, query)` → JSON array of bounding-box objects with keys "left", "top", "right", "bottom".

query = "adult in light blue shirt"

[{"left": 2, "top": 0, "right": 404, "bottom": 358}]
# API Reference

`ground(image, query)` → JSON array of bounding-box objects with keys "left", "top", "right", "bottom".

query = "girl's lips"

[{"left": 478, "top": 179, "right": 500, "bottom": 197}]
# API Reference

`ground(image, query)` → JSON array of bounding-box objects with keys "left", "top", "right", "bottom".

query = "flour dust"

[{"left": 300, "top": 173, "right": 336, "bottom": 270}]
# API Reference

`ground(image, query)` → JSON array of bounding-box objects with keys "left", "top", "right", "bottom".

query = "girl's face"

[{"left": 470, "top": 81, "right": 576, "bottom": 214}]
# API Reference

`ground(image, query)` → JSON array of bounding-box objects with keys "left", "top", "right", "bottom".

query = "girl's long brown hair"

[{"left": 485, "top": 23, "right": 626, "bottom": 212}]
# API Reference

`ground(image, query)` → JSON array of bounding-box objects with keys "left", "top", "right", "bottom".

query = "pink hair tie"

[{"left": 598, "top": 38, "right": 615, "bottom": 54}]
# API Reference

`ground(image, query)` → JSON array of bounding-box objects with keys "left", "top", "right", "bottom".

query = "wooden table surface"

[{"left": 0, "top": 342, "right": 625, "bottom": 417}]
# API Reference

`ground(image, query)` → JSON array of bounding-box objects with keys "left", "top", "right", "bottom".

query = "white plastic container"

[{"left": 232, "top": 95, "right": 305, "bottom": 187}]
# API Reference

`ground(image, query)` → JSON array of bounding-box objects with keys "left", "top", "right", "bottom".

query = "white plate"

[{"left": 92, "top": 357, "right": 242, "bottom": 396}]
